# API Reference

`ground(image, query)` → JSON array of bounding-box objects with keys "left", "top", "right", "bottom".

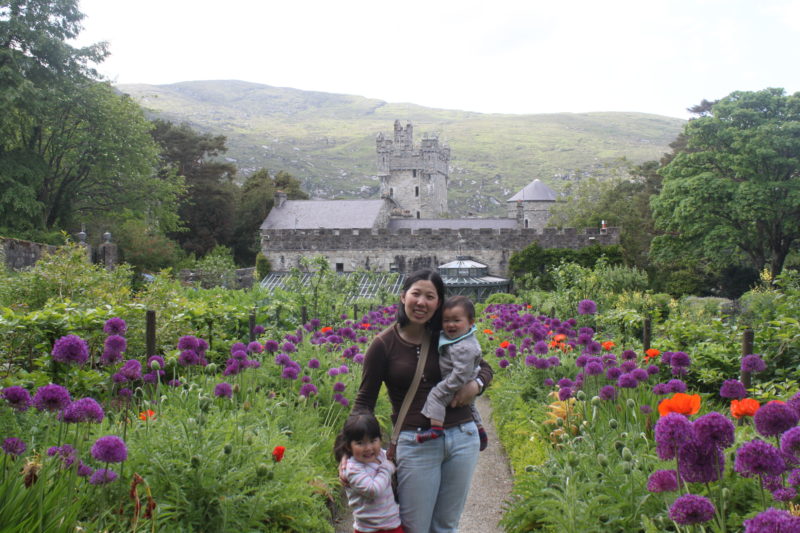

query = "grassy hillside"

[{"left": 118, "top": 80, "right": 685, "bottom": 215}]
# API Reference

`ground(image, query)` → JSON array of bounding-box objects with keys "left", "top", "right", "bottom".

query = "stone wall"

[
  {"left": 1, "top": 237, "right": 58, "bottom": 271},
  {"left": 261, "top": 226, "right": 620, "bottom": 276}
]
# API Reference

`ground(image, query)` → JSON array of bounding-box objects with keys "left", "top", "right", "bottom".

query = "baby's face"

[{"left": 442, "top": 306, "right": 474, "bottom": 339}]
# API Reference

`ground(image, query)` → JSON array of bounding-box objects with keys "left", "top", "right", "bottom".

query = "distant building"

[{"left": 260, "top": 121, "right": 618, "bottom": 277}]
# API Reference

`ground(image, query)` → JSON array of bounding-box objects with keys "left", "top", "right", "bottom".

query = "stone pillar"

[{"left": 97, "top": 231, "right": 118, "bottom": 270}]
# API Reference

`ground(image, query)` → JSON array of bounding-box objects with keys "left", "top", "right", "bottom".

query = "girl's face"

[
  {"left": 350, "top": 435, "right": 382, "bottom": 464},
  {"left": 400, "top": 280, "right": 440, "bottom": 326}
]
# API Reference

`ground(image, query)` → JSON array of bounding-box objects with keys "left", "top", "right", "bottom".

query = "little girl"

[{"left": 334, "top": 413, "right": 404, "bottom": 533}]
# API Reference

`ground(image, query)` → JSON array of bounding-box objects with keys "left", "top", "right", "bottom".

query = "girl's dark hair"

[
  {"left": 443, "top": 295, "right": 475, "bottom": 321},
  {"left": 396, "top": 268, "right": 445, "bottom": 334},
  {"left": 333, "top": 412, "right": 382, "bottom": 461}
]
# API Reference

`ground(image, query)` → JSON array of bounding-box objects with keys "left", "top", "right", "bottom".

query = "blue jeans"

[{"left": 395, "top": 421, "right": 480, "bottom": 533}]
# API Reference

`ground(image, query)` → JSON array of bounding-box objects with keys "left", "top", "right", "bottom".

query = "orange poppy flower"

[
  {"left": 553, "top": 334, "right": 567, "bottom": 342},
  {"left": 360, "top": 323, "right": 371, "bottom": 329},
  {"left": 272, "top": 445, "right": 286, "bottom": 462},
  {"left": 489, "top": 315, "right": 498, "bottom": 319},
  {"left": 138, "top": 409, "right": 156, "bottom": 421},
  {"left": 601, "top": 341, "right": 615, "bottom": 351},
  {"left": 526, "top": 304, "right": 532, "bottom": 309},
  {"left": 731, "top": 398, "right": 760, "bottom": 419},
  {"left": 644, "top": 348, "right": 661, "bottom": 360},
  {"left": 657, "top": 393, "right": 701, "bottom": 417},
  {"left": 320, "top": 326, "right": 333, "bottom": 333},
  {"left": 483, "top": 329, "right": 494, "bottom": 335},
  {"left": 499, "top": 341, "right": 510, "bottom": 349}
]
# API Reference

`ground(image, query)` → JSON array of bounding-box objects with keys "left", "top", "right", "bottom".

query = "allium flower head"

[
  {"left": 252, "top": 325, "right": 265, "bottom": 335},
  {"left": 214, "top": 382, "right": 233, "bottom": 398},
  {"left": 499, "top": 359, "right": 510, "bottom": 369},
  {"left": 51, "top": 334, "right": 89, "bottom": 365},
  {"left": 606, "top": 367, "right": 622, "bottom": 380},
  {"left": 2, "top": 437, "right": 26, "bottom": 456},
  {"left": 558, "top": 387, "right": 572, "bottom": 401},
  {"left": 103, "top": 335, "right": 127, "bottom": 355},
  {"left": 60, "top": 397, "right": 105, "bottom": 423},
  {"left": 577, "top": 299, "right": 597, "bottom": 315},
  {"left": 647, "top": 469, "right": 678, "bottom": 492},
  {"left": 33, "top": 384, "right": 71, "bottom": 412},
  {"left": 655, "top": 413, "right": 694, "bottom": 460},
  {"left": 77, "top": 461, "right": 93, "bottom": 477},
  {"left": 299, "top": 383, "right": 318, "bottom": 397},
  {"left": 743, "top": 507, "right": 800, "bottom": 532},
  {"left": 678, "top": 440, "right": 725, "bottom": 483},
  {"left": 89, "top": 468, "right": 118, "bottom": 485},
  {"left": 719, "top": 379, "right": 747, "bottom": 400},
  {"left": 147, "top": 355, "right": 165, "bottom": 369},
  {"left": 264, "top": 340, "right": 279, "bottom": 353},
  {"left": 247, "top": 341, "right": 263, "bottom": 353},
  {"left": 741, "top": 354, "right": 767, "bottom": 373},
  {"left": 91, "top": 435, "right": 128, "bottom": 463},
  {"left": 754, "top": 401, "right": 799, "bottom": 437},
  {"left": 120, "top": 359, "right": 142, "bottom": 380},
  {"left": 666, "top": 379, "right": 687, "bottom": 393},
  {"left": 103, "top": 317, "right": 127, "bottom": 335},
  {"left": 669, "top": 351, "right": 690, "bottom": 368},
  {"left": 2, "top": 386, "right": 32, "bottom": 411},
  {"left": 669, "top": 494, "right": 715, "bottom": 525},
  {"left": 772, "top": 487, "right": 796, "bottom": 502},
  {"left": 781, "top": 427, "right": 800, "bottom": 458},
  {"left": 599, "top": 385, "right": 617, "bottom": 401},
  {"left": 735, "top": 439, "right": 786, "bottom": 478},
  {"left": 693, "top": 412, "right": 735, "bottom": 449},
  {"left": 178, "top": 350, "right": 199, "bottom": 366},
  {"left": 177, "top": 335, "right": 199, "bottom": 351},
  {"left": 621, "top": 350, "right": 637, "bottom": 361},
  {"left": 617, "top": 373, "right": 638, "bottom": 389}
]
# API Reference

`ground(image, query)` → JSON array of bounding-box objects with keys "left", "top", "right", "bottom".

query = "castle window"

[
  {"left": 389, "top": 187, "right": 393, "bottom": 197},
  {"left": 416, "top": 211, "right": 420, "bottom": 219},
  {"left": 524, "top": 219, "right": 529, "bottom": 228},
  {"left": 389, "top": 262, "right": 398, "bottom": 272},
  {"left": 335, "top": 263, "right": 344, "bottom": 273},
  {"left": 412, "top": 170, "right": 417, "bottom": 177},
  {"left": 415, "top": 186, "right": 419, "bottom": 197}
]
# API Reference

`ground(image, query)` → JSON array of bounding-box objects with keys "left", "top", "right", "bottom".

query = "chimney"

[{"left": 274, "top": 191, "right": 287, "bottom": 208}]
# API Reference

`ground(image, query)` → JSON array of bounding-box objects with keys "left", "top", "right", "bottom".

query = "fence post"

[
  {"left": 741, "top": 328, "right": 754, "bottom": 391},
  {"left": 248, "top": 309, "right": 256, "bottom": 342},
  {"left": 301, "top": 306, "right": 308, "bottom": 325},
  {"left": 146, "top": 310, "right": 156, "bottom": 357},
  {"left": 642, "top": 316, "right": 652, "bottom": 352},
  {"left": 354, "top": 304, "right": 359, "bottom": 321}
]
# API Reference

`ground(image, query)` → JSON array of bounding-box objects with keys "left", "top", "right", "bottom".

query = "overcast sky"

[{"left": 74, "top": 0, "right": 800, "bottom": 119}]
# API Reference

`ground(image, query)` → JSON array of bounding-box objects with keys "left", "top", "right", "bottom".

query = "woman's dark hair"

[
  {"left": 396, "top": 268, "right": 445, "bottom": 334},
  {"left": 333, "top": 412, "right": 382, "bottom": 461},
  {"left": 443, "top": 295, "right": 475, "bottom": 322}
]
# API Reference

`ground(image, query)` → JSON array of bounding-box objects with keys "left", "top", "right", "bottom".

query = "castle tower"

[
  {"left": 506, "top": 179, "right": 558, "bottom": 230},
  {"left": 377, "top": 120, "right": 449, "bottom": 218}
]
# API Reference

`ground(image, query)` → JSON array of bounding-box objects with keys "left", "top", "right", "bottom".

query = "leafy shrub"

[
  {"left": 484, "top": 292, "right": 520, "bottom": 305},
  {"left": 255, "top": 252, "right": 271, "bottom": 281}
]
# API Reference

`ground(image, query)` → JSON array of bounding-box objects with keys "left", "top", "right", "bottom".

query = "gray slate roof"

[
  {"left": 260, "top": 199, "right": 386, "bottom": 230},
  {"left": 507, "top": 179, "right": 558, "bottom": 202},
  {"left": 388, "top": 218, "right": 517, "bottom": 230}
]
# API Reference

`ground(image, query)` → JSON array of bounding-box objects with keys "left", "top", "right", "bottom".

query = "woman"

[{"left": 352, "top": 268, "right": 493, "bottom": 532}]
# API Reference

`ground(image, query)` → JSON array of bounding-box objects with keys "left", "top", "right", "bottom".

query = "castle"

[{"left": 259, "top": 121, "right": 619, "bottom": 276}]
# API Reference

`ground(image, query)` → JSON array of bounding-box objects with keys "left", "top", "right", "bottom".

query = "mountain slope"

[{"left": 118, "top": 80, "right": 685, "bottom": 215}]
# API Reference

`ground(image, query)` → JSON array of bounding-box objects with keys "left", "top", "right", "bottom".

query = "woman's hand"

[{"left": 450, "top": 380, "right": 479, "bottom": 407}]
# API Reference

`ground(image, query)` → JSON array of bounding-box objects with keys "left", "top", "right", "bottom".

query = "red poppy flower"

[
  {"left": 553, "top": 334, "right": 567, "bottom": 342},
  {"left": 601, "top": 341, "right": 615, "bottom": 351},
  {"left": 658, "top": 393, "right": 701, "bottom": 417},
  {"left": 138, "top": 409, "right": 156, "bottom": 421},
  {"left": 483, "top": 329, "right": 494, "bottom": 335},
  {"left": 320, "top": 326, "right": 333, "bottom": 333},
  {"left": 272, "top": 445, "right": 286, "bottom": 462},
  {"left": 731, "top": 398, "right": 760, "bottom": 419},
  {"left": 360, "top": 323, "right": 370, "bottom": 329},
  {"left": 499, "top": 341, "right": 510, "bottom": 349},
  {"left": 644, "top": 348, "right": 661, "bottom": 360}
]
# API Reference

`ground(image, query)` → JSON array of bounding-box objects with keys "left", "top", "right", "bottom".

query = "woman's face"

[{"left": 400, "top": 280, "right": 440, "bottom": 326}]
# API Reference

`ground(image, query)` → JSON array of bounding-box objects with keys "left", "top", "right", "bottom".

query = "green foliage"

[
  {"left": 115, "top": 219, "right": 185, "bottom": 274},
  {"left": 484, "top": 292, "right": 520, "bottom": 305},
  {"left": 190, "top": 246, "right": 238, "bottom": 289},
  {"left": 510, "top": 243, "right": 624, "bottom": 290},
  {"left": 255, "top": 253, "right": 272, "bottom": 280}
]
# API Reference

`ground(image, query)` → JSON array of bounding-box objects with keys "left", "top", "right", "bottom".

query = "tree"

[{"left": 651, "top": 88, "right": 800, "bottom": 279}]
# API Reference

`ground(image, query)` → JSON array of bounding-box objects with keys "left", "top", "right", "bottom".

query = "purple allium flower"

[
  {"left": 640, "top": 404, "right": 652, "bottom": 414},
  {"left": 178, "top": 350, "right": 199, "bottom": 366},
  {"left": 103, "top": 317, "right": 127, "bottom": 335},
  {"left": 575, "top": 355, "right": 589, "bottom": 368},
  {"left": 693, "top": 412, "right": 735, "bottom": 450},
  {"left": 666, "top": 379, "right": 687, "bottom": 393},
  {"left": 558, "top": 387, "right": 572, "bottom": 401},
  {"left": 143, "top": 371, "right": 160, "bottom": 384},
  {"left": 247, "top": 341, "right": 263, "bottom": 353},
  {"left": 533, "top": 341, "right": 549, "bottom": 355},
  {"left": 2, "top": 386, "right": 32, "bottom": 411},
  {"left": 735, "top": 439, "right": 786, "bottom": 478},
  {"left": 60, "top": 397, "right": 105, "bottom": 423},
  {"left": 719, "top": 379, "right": 747, "bottom": 400},
  {"left": 498, "top": 359, "right": 510, "bottom": 369},
  {"left": 89, "top": 468, "right": 118, "bottom": 485},
  {"left": 646, "top": 365, "right": 660, "bottom": 375},
  {"left": 669, "top": 494, "right": 715, "bottom": 525},
  {"left": 655, "top": 413, "right": 694, "bottom": 460},
  {"left": 755, "top": 401, "right": 799, "bottom": 438},
  {"left": 585, "top": 341, "right": 602, "bottom": 355},
  {"left": 621, "top": 350, "right": 637, "bottom": 361},
  {"left": 533, "top": 357, "right": 551, "bottom": 370},
  {"left": 772, "top": 487, "right": 796, "bottom": 502},
  {"left": 301, "top": 375, "right": 311, "bottom": 383},
  {"left": 167, "top": 379, "right": 181, "bottom": 387},
  {"left": 91, "top": 435, "right": 128, "bottom": 463},
  {"left": 619, "top": 361, "right": 637, "bottom": 373},
  {"left": 781, "top": 427, "right": 800, "bottom": 458},
  {"left": 214, "top": 382, "right": 233, "bottom": 398},
  {"left": 495, "top": 347, "right": 506, "bottom": 358},
  {"left": 577, "top": 299, "right": 597, "bottom": 315},
  {"left": 299, "top": 383, "right": 318, "bottom": 397},
  {"left": 617, "top": 373, "right": 638, "bottom": 389},
  {"left": 788, "top": 469, "right": 800, "bottom": 487},
  {"left": 51, "top": 334, "right": 89, "bottom": 365},
  {"left": 104, "top": 335, "right": 126, "bottom": 355},
  {"left": 788, "top": 392, "right": 800, "bottom": 418},
  {"left": 339, "top": 365, "right": 349, "bottom": 374},
  {"left": 252, "top": 325, "right": 265, "bottom": 335},
  {"left": 120, "top": 359, "right": 142, "bottom": 380},
  {"left": 741, "top": 354, "right": 767, "bottom": 373},
  {"left": 282, "top": 342, "right": 297, "bottom": 353},
  {"left": 48, "top": 444, "right": 77, "bottom": 467},
  {"left": 333, "top": 381, "right": 346, "bottom": 392},
  {"left": 599, "top": 385, "right": 617, "bottom": 401},
  {"left": 147, "top": 355, "right": 165, "bottom": 369},
  {"left": 763, "top": 474, "right": 784, "bottom": 492},
  {"left": 678, "top": 440, "right": 725, "bottom": 483},
  {"left": 2, "top": 437, "right": 26, "bottom": 456},
  {"left": 274, "top": 353, "right": 291, "bottom": 366},
  {"left": 327, "top": 367, "right": 340, "bottom": 377},
  {"left": 196, "top": 338, "right": 209, "bottom": 353},
  {"left": 557, "top": 378, "right": 574, "bottom": 388},
  {"left": 670, "top": 351, "right": 690, "bottom": 368},
  {"left": 605, "top": 367, "right": 623, "bottom": 380},
  {"left": 646, "top": 469, "right": 678, "bottom": 492},
  {"left": 743, "top": 508, "right": 800, "bottom": 532},
  {"left": 282, "top": 366, "right": 300, "bottom": 380},
  {"left": 223, "top": 360, "right": 242, "bottom": 376},
  {"left": 231, "top": 350, "right": 247, "bottom": 361},
  {"left": 631, "top": 368, "right": 649, "bottom": 382},
  {"left": 576, "top": 333, "right": 593, "bottom": 345},
  {"left": 353, "top": 353, "right": 365, "bottom": 364},
  {"left": 76, "top": 461, "right": 94, "bottom": 477},
  {"left": 177, "top": 335, "right": 199, "bottom": 351},
  {"left": 100, "top": 349, "right": 122, "bottom": 365},
  {"left": 585, "top": 361, "right": 604, "bottom": 376},
  {"left": 548, "top": 356, "right": 560, "bottom": 367},
  {"left": 652, "top": 383, "right": 669, "bottom": 395},
  {"left": 544, "top": 378, "right": 555, "bottom": 387},
  {"left": 265, "top": 340, "right": 279, "bottom": 353},
  {"left": 33, "top": 384, "right": 71, "bottom": 412},
  {"left": 229, "top": 342, "right": 246, "bottom": 355},
  {"left": 118, "top": 387, "right": 133, "bottom": 397}
]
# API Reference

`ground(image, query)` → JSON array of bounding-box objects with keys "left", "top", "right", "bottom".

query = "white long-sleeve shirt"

[{"left": 345, "top": 450, "right": 402, "bottom": 532}]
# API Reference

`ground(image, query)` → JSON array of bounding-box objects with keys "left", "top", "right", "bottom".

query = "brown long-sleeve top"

[{"left": 354, "top": 324, "right": 493, "bottom": 430}]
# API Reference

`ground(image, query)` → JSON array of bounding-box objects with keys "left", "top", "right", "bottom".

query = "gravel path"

[{"left": 333, "top": 395, "right": 513, "bottom": 532}]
